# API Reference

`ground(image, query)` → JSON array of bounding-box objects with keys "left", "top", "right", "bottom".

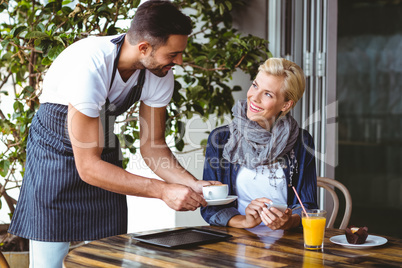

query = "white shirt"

[
  {"left": 40, "top": 35, "right": 174, "bottom": 117},
  {"left": 236, "top": 162, "right": 287, "bottom": 217}
]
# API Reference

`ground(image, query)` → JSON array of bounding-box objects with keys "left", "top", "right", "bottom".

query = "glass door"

[
  {"left": 271, "top": 0, "right": 338, "bottom": 213},
  {"left": 336, "top": 0, "right": 402, "bottom": 238}
]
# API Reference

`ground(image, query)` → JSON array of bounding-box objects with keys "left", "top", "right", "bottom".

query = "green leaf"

[
  {"left": 175, "top": 138, "right": 184, "bottom": 151},
  {"left": 1, "top": 52, "right": 12, "bottom": 61},
  {"left": 13, "top": 101, "right": 24, "bottom": 112},
  {"left": 0, "top": 160, "right": 11, "bottom": 177},
  {"left": 107, "top": 26, "right": 119, "bottom": 36},
  {"left": 176, "top": 120, "right": 185, "bottom": 137},
  {"left": 27, "top": 9, "right": 35, "bottom": 25},
  {"left": 54, "top": 36, "right": 66, "bottom": 46},
  {"left": 97, "top": 5, "right": 112, "bottom": 16},
  {"left": 62, "top": 0, "right": 73, "bottom": 5},
  {"left": 37, "top": 23, "right": 46, "bottom": 33},
  {"left": 43, "top": 1, "right": 62, "bottom": 13},
  {"left": 194, "top": 55, "right": 207, "bottom": 64},
  {"left": 172, "top": 89, "right": 184, "bottom": 103},
  {"left": 188, "top": 85, "right": 204, "bottom": 97},
  {"left": 225, "top": 1, "right": 232, "bottom": 10},
  {"left": 232, "top": 85, "right": 242, "bottom": 92},
  {"left": 20, "top": 124, "right": 26, "bottom": 133},
  {"left": 41, "top": 57, "right": 53, "bottom": 65},
  {"left": 121, "top": 155, "right": 129, "bottom": 169},
  {"left": 25, "top": 31, "right": 49, "bottom": 39},
  {"left": 124, "top": 134, "right": 134, "bottom": 145},
  {"left": 48, "top": 45, "right": 65, "bottom": 60},
  {"left": 1, "top": 39, "right": 11, "bottom": 49},
  {"left": 36, "top": 39, "right": 52, "bottom": 54},
  {"left": 219, "top": 3, "right": 225, "bottom": 15},
  {"left": 207, "top": 51, "right": 218, "bottom": 60},
  {"left": 22, "top": 86, "right": 35, "bottom": 97},
  {"left": 193, "top": 103, "right": 205, "bottom": 116},
  {"left": 11, "top": 26, "right": 27, "bottom": 38},
  {"left": 0, "top": 3, "right": 7, "bottom": 12},
  {"left": 128, "top": 147, "right": 136, "bottom": 154}
]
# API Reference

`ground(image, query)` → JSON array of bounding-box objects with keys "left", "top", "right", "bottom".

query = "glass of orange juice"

[{"left": 302, "top": 209, "right": 327, "bottom": 250}]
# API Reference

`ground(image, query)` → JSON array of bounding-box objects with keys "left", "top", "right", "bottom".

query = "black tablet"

[{"left": 132, "top": 228, "right": 232, "bottom": 249}]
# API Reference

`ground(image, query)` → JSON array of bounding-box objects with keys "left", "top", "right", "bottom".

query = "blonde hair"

[{"left": 258, "top": 58, "right": 306, "bottom": 113}]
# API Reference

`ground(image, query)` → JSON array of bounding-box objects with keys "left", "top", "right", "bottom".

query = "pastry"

[{"left": 345, "top": 225, "right": 368, "bottom": 244}]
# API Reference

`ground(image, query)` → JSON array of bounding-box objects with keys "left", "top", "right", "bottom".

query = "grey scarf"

[{"left": 222, "top": 100, "right": 299, "bottom": 169}]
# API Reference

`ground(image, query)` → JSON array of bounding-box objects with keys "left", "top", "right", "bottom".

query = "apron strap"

[
  {"left": 101, "top": 34, "right": 147, "bottom": 151},
  {"left": 105, "top": 34, "right": 146, "bottom": 114},
  {"left": 109, "top": 34, "right": 126, "bottom": 91},
  {"left": 112, "top": 69, "right": 145, "bottom": 115}
]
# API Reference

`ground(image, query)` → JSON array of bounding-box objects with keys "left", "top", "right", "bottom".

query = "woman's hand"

[
  {"left": 242, "top": 198, "right": 272, "bottom": 228},
  {"left": 227, "top": 197, "right": 272, "bottom": 228},
  {"left": 260, "top": 206, "right": 296, "bottom": 230}
]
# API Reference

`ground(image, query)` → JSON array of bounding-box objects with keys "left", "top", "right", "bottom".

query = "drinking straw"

[{"left": 292, "top": 186, "right": 309, "bottom": 218}]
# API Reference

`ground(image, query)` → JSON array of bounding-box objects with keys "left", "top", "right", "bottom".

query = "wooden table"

[{"left": 63, "top": 225, "right": 402, "bottom": 267}]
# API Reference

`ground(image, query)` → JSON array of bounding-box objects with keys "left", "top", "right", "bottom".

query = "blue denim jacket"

[{"left": 201, "top": 125, "right": 318, "bottom": 227}]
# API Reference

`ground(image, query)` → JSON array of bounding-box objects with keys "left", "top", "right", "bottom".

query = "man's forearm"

[
  {"left": 141, "top": 144, "right": 198, "bottom": 187},
  {"left": 77, "top": 157, "right": 168, "bottom": 198}
]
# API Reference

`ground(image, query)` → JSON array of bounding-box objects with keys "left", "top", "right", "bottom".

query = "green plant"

[{"left": 0, "top": 0, "right": 271, "bottom": 216}]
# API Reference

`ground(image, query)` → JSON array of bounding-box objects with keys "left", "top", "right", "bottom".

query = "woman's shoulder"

[
  {"left": 208, "top": 125, "right": 231, "bottom": 144},
  {"left": 298, "top": 128, "right": 314, "bottom": 141},
  {"left": 210, "top": 125, "right": 230, "bottom": 137},
  {"left": 295, "top": 128, "right": 315, "bottom": 151}
]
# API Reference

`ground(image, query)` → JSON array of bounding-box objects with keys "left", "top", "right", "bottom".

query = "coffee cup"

[{"left": 202, "top": 184, "right": 228, "bottom": 200}]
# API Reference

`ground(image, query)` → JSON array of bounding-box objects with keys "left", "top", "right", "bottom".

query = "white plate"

[
  {"left": 206, "top": 195, "right": 238, "bottom": 206},
  {"left": 330, "top": 234, "right": 388, "bottom": 249}
]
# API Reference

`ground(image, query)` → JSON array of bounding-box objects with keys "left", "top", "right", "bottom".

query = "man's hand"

[
  {"left": 190, "top": 180, "right": 222, "bottom": 194},
  {"left": 161, "top": 183, "right": 207, "bottom": 210}
]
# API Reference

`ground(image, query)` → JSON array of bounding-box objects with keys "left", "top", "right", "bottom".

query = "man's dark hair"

[{"left": 127, "top": 0, "right": 192, "bottom": 49}]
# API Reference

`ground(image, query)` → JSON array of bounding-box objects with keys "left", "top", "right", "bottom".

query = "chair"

[
  {"left": 0, "top": 251, "right": 10, "bottom": 268},
  {"left": 317, "top": 177, "right": 352, "bottom": 229}
]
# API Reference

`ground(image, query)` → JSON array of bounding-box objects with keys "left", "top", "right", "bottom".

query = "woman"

[{"left": 201, "top": 58, "right": 318, "bottom": 230}]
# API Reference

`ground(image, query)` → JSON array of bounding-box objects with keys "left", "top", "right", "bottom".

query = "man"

[{"left": 9, "top": 1, "right": 217, "bottom": 267}]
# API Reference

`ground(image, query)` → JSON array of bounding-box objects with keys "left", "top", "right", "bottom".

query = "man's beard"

[
  {"left": 147, "top": 66, "right": 172, "bottom": 77},
  {"left": 140, "top": 57, "right": 173, "bottom": 77}
]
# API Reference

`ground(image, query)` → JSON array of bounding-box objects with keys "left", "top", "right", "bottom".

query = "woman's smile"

[{"left": 249, "top": 102, "right": 264, "bottom": 113}]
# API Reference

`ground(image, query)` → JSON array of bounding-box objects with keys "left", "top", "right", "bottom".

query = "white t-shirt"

[
  {"left": 236, "top": 163, "right": 287, "bottom": 217},
  {"left": 40, "top": 35, "right": 174, "bottom": 117}
]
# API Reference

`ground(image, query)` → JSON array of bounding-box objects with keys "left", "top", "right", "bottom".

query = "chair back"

[
  {"left": 0, "top": 251, "right": 10, "bottom": 268},
  {"left": 317, "top": 177, "right": 352, "bottom": 229}
]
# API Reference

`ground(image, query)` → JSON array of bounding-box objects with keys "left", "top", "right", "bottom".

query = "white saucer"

[
  {"left": 206, "top": 195, "right": 238, "bottom": 206},
  {"left": 330, "top": 234, "right": 388, "bottom": 249}
]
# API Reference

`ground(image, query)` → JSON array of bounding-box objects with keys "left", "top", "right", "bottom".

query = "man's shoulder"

[
  {"left": 74, "top": 35, "right": 118, "bottom": 47},
  {"left": 61, "top": 35, "right": 117, "bottom": 61}
]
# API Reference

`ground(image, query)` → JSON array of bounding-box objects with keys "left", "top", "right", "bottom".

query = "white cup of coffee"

[{"left": 202, "top": 184, "right": 228, "bottom": 200}]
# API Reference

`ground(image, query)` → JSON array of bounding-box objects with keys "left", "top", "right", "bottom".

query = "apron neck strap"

[{"left": 109, "top": 34, "right": 126, "bottom": 90}]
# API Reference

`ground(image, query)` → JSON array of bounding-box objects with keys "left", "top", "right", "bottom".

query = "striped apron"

[{"left": 9, "top": 34, "right": 146, "bottom": 241}]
